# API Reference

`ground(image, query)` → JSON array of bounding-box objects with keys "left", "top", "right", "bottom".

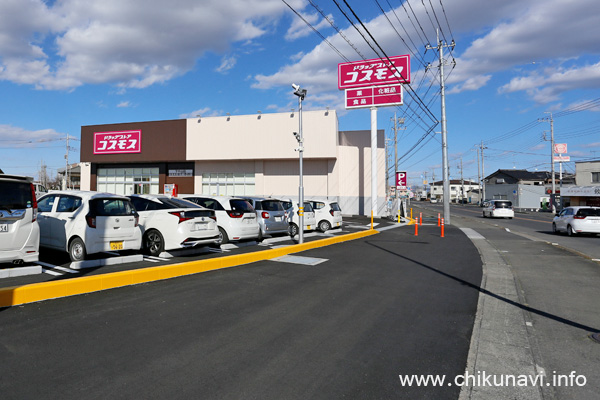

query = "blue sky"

[{"left": 1, "top": 0, "right": 599, "bottom": 188}]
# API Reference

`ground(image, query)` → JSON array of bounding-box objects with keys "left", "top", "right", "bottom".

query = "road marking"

[
  {"left": 505, "top": 228, "right": 511, "bottom": 232},
  {"left": 459, "top": 227, "right": 486, "bottom": 240},
  {"left": 42, "top": 269, "right": 62, "bottom": 276},
  {"left": 270, "top": 255, "right": 328, "bottom": 266}
]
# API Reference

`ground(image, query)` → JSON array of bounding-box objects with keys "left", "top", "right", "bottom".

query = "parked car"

[
  {"left": 242, "top": 197, "right": 289, "bottom": 240},
  {"left": 307, "top": 199, "right": 342, "bottom": 232},
  {"left": 128, "top": 195, "right": 220, "bottom": 256},
  {"left": 37, "top": 191, "right": 141, "bottom": 261},
  {"left": 482, "top": 200, "right": 514, "bottom": 219},
  {"left": 283, "top": 200, "right": 316, "bottom": 236},
  {"left": 430, "top": 198, "right": 438, "bottom": 204},
  {"left": 552, "top": 206, "right": 600, "bottom": 236},
  {"left": 0, "top": 174, "right": 40, "bottom": 265},
  {"left": 179, "top": 195, "right": 260, "bottom": 244}
]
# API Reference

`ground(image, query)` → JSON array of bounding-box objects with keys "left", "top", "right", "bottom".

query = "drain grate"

[{"left": 270, "top": 255, "right": 328, "bottom": 266}]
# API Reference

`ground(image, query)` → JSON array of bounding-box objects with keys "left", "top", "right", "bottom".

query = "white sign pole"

[{"left": 371, "top": 106, "right": 378, "bottom": 217}]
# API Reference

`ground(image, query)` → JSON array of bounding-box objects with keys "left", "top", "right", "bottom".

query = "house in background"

[
  {"left": 430, "top": 179, "right": 479, "bottom": 203},
  {"left": 57, "top": 163, "right": 81, "bottom": 190},
  {"left": 483, "top": 169, "right": 575, "bottom": 211},
  {"left": 561, "top": 160, "right": 600, "bottom": 207}
]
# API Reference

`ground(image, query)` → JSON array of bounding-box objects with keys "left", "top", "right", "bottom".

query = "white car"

[
  {"left": 281, "top": 200, "right": 316, "bottom": 236},
  {"left": 128, "top": 195, "right": 220, "bottom": 256},
  {"left": 37, "top": 191, "right": 142, "bottom": 261},
  {"left": 179, "top": 195, "right": 260, "bottom": 244},
  {"left": 482, "top": 200, "right": 514, "bottom": 219},
  {"left": 0, "top": 174, "right": 40, "bottom": 265},
  {"left": 552, "top": 206, "right": 600, "bottom": 236},
  {"left": 307, "top": 199, "right": 342, "bottom": 232}
]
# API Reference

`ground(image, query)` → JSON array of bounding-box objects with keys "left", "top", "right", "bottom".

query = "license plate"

[
  {"left": 0, "top": 224, "right": 7, "bottom": 232},
  {"left": 110, "top": 241, "right": 124, "bottom": 250},
  {"left": 307, "top": 225, "right": 311, "bottom": 230},
  {"left": 275, "top": 216, "right": 282, "bottom": 222},
  {"left": 195, "top": 222, "right": 207, "bottom": 230},
  {"left": 336, "top": 222, "right": 340, "bottom": 227}
]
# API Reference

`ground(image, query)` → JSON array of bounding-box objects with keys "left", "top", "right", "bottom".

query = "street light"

[{"left": 292, "top": 83, "right": 306, "bottom": 244}]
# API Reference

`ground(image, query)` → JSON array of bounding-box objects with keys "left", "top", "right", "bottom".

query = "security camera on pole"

[{"left": 292, "top": 83, "right": 307, "bottom": 244}]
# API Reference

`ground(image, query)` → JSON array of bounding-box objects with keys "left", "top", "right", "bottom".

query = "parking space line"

[{"left": 42, "top": 268, "right": 62, "bottom": 276}]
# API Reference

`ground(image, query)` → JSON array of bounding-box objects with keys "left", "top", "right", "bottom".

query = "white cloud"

[
  {"left": 0, "top": 0, "right": 293, "bottom": 90},
  {"left": 0, "top": 124, "right": 64, "bottom": 147},
  {"left": 216, "top": 55, "right": 237, "bottom": 74},
  {"left": 285, "top": 12, "right": 333, "bottom": 41},
  {"left": 179, "top": 107, "right": 222, "bottom": 119},
  {"left": 117, "top": 101, "right": 131, "bottom": 108}
]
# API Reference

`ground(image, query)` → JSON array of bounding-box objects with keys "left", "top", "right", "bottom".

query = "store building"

[{"left": 79, "top": 110, "right": 386, "bottom": 216}]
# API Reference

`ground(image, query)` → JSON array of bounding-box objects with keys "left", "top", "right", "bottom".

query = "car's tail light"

[
  {"left": 169, "top": 211, "right": 194, "bottom": 224},
  {"left": 134, "top": 215, "right": 139, "bottom": 227},
  {"left": 262, "top": 211, "right": 270, "bottom": 219},
  {"left": 209, "top": 214, "right": 217, "bottom": 222},
  {"left": 573, "top": 215, "right": 586, "bottom": 219},
  {"left": 86, "top": 215, "right": 96, "bottom": 228},
  {"left": 29, "top": 183, "right": 38, "bottom": 222},
  {"left": 227, "top": 211, "right": 244, "bottom": 218},
  {"left": 329, "top": 208, "right": 335, "bottom": 216}
]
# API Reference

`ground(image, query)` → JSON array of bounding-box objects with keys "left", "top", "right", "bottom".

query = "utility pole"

[
  {"left": 391, "top": 113, "right": 405, "bottom": 217},
  {"left": 460, "top": 157, "right": 464, "bottom": 204},
  {"left": 476, "top": 146, "right": 481, "bottom": 205},
  {"left": 480, "top": 141, "right": 487, "bottom": 203},
  {"left": 539, "top": 112, "right": 556, "bottom": 213},
  {"left": 427, "top": 30, "right": 455, "bottom": 224}
]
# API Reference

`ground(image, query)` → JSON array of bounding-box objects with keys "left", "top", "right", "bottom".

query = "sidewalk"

[{"left": 411, "top": 205, "right": 600, "bottom": 400}]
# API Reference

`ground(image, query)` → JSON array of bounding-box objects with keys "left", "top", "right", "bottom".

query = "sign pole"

[{"left": 371, "top": 106, "right": 378, "bottom": 217}]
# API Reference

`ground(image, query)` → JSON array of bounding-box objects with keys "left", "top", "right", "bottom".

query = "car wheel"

[
  {"left": 552, "top": 223, "right": 558, "bottom": 234},
  {"left": 482, "top": 211, "right": 486, "bottom": 218},
  {"left": 68, "top": 237, "right": 87, "bottom": 262},
  {"left": 257, "top": 229, "right": 264, "bottom": 243},
  {"left": 567, "top": 225, "right": 575, "bottom": 237},
  {"left": 289, "top": 223, "right": 299, "bottom": 237},
  {"left": 144, "top": 229, "right": 165, "bottom": 256},
  {"left": 218, "top": 227, "right": 229, "bottom": 245},
  {"left": 318, "top": 220, "right": 331, "bottom": 232}
]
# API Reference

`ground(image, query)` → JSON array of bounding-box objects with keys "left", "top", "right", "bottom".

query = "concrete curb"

[{"left": 0, "top": 229, "right": 379, "bottom": 308}]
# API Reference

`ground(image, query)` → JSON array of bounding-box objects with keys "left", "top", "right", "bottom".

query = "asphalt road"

[{"left": 0, "top": 222, "right": 482, "bottom": 399}]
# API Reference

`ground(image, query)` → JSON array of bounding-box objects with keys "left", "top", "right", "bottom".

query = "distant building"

[
  {"left": 483, "top": 169, "right": 575, "bottom": 211},
  {"left": 562, "top": 160, "right": 600, "bottom": 207},
  {"left": 430, "top": 179, "right": 479, "bottom": 203},
  {"left": 57, "top": 163, "right": 81, "bottom": 190}
]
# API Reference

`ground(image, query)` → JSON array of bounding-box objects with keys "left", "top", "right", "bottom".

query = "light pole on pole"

[{"left": 292, "top": 83, "right": 307, "bottom": 244}]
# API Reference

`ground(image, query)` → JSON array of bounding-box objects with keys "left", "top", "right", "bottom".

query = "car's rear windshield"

[
  {"left": 229, "top": 199, "right": 254, "bottom": 212},
  {"left": 261, "top": 200, "right": 284, "bottom": 212},
  {"left": 494, "top": 201, "right": 512, "bottom": 208},
  {"left": 303, "top": 203, "right": 314, "bottom": 212},
  {"left": 330, "top": 202, "right": 341, "bottom": 212},
  {"left": 91, "top": 198, "right": 136, "bottom": 216},
  {"left": 0, "top": 181, "right": 33, "bottom": 209},
  {"left": 576, "top": 208, "right": 600, "bottom": 217}
]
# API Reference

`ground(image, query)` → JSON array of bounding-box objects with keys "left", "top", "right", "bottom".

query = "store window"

[
  {"left": 592, "top": 172, "right": 600, "bottom": 183},
  {"left": 201, "top": 172, "right": 255, "bottom": 196},
  {"left": 97, "top": 167, "right": 160, "bottom": 195}
]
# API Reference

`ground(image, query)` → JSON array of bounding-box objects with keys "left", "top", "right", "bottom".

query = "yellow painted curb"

[{"left": 0, "top": 229, "right": 379, "bottom": 308}]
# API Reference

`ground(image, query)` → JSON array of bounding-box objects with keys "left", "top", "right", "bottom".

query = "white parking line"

[{"left": 42, "top": 268, "right": 62, "bottom": 276}]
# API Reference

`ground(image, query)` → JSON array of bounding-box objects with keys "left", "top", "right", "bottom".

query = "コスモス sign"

[
  {"left": 94, "top": 130, "right": 141, "bottom": 155},
  {"left": 338, "top": 55, "right": 411, "bottom": 89}
]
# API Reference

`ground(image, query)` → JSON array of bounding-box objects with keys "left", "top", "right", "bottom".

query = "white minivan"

[
  {"left": 0, "top": 174, "right": 40, "bottom": 265},
  {"left": 37, "top": 191, "right": 142, "bottom": 261},
  {"left": 281, "top": 200, "right": 316, "bottom": 236},
  {"left": 180, "top": 195, "right": 260, "bottom": 244},
  {"left": 307, "top": 199, "right": 343, "bottom": 232}
]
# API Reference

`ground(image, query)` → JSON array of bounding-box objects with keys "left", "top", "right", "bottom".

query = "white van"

[{"left": 0, "top": 174, "right": 40, "bottom": 265}]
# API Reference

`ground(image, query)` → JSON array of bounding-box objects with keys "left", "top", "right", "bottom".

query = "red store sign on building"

[
  {"left": 345, "top": 84, "right": 403, "bottom": 109},
  {"left": 93, "top": 130, "right": 142, "bottom": 155},
  {"left": 338, "top": 55, "right": 411, "bottom": 89}
]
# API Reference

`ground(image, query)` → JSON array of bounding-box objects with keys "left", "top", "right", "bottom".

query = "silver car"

[{"left": 242, "top": 197, "right": 289, "bottom": 240}]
